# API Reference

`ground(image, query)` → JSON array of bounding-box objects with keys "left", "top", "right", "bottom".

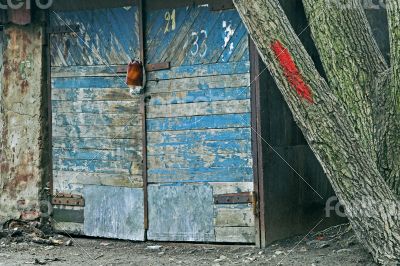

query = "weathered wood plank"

[
  {"left": 83, "top": 186, "right": 145, "bottom": 241},
  {"left": 53, "top": 113, "right": 142, "bottom": 127},
  {"left": 53, "top": 159, "right": 142, "bottom": 175},
  {"left": 146, "top": 99, "right": 251, "bottom": 118},
  {"left": 148, "top": 167, "right": 253, "bottom": 183},
  {"left": 53, "top": 148, "right": 142, "bottom": 162},
  {"left": 218, "top": 23, "right": 248, "bottom": 63},
  {"left": 53, "top": 125, "right": 141, "bottom": 139},
  {"left": 214, "top": 227, "right": 255, "bottom": 243},
  {"left": 214, "top": 205, "right": 254, "bottom": 227},
  {"left": 52, "top": 76, "right": 128, "bottom": 89},
  {"left": 147, "top": 184, "right": 215, "bottom": 242},
  {"left": 147, "top": 87, "right": 250, "bottom": 106},
  {"left": 146, "top": 113, "right": 251, "bottom": 132},
  {"left": 52, "top": 88, "right": 138, "bottom": 101},
  {"left": 146, "top": 6, "right": 192, "bottom": 64},
  {"left": 52, "top": 100, "right": 140, "bottom": 114},
  {"left": 147, "top": 140, "right": 252, "bottom": 156},
  {"left": 145, "top": 73, "right": 250, "bottom": 94},
  {"left": 147, "top": 61, "right": 250, "bottom": 81},
  {"left": 210, "top": 182, "right": 254, "bottom": 195},
  {"left": 147, "top": 128, "right": 252, "bottom": 144},
  {"left": 52, "top": 137, "right": 141, "bottom": 150},
  {"left": 148, "top": 153, "right": 253, "bottom": 169},
  {"left": 50, "top": 7, "right": 139, "bottom": 67},
  {"left": 53, "top": 171, "right": 143, "bottom": 188}
]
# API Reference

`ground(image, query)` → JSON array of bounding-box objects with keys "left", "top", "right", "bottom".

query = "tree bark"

[
  {"left": 384, "top": 0, "right": 400, "bottom": 197},
  {"left": 301, "top": 0, "right": 399, "bottom": 195},
  {"left": 233, "top": 0, "right": 400, "bottom": 264}
]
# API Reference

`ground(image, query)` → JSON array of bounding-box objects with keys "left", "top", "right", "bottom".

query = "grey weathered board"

[
  {"left": 50, "top": 5, "right": 145, "bottom": 240},
  {"left": 145, "top": 5, "right": 254, "bottom": 243}
]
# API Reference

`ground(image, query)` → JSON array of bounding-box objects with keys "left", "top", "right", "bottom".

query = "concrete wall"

[{"left": 0, "top": 23, "right": 47, "bottom": 224}]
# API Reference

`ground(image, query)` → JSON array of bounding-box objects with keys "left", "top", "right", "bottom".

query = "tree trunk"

[
  {"left": 233, "top": 0, "right": 400, "bottom": 264},
  {"left": 385, "top": 0, "right": 400, "bottom": 197}
]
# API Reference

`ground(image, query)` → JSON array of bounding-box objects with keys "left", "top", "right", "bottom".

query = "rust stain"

[{"left": 20, "top": 80, "right": 29, "bottom": 94}]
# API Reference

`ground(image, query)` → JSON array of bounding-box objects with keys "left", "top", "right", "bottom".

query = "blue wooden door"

[
  {"left": 145, "top": 5, "right": 255, "bottom": 243},
  {"left": 50, "top": 5, "right": 145, "bottom": 240}
]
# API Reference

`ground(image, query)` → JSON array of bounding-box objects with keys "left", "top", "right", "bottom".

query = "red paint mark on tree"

[{"left": 271, "top": 40, "right": 314, "bottom": 104}]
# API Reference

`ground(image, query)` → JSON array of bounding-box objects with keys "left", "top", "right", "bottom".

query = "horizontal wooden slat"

[
  {"left": 148, "top": 167, "right": 253, "bottom": 183},
  {"left": 53, "top": 171, "right": 143, "bottom": 188},
  {"left": 148, "top": 153, "right": 252, "bottom": 169},
  {"left": 147, "top": 61, "right": 250, "bottom": 81},
  {"left": 53, "top": 113, "right": 142, "bottom": 127},
  {"left": 147, "top": 140, "right": 251, "bottom": 156},
  {"left": 146, "top": 113, "right": 251, "bottom": 132},
  {"left": 147, "top": 128, "right": 252, "bottom": 144},
  {"left": 147, "top": 87, "right": 250, "bottom": 106},
  {"left": 53, "top": 148, "right": 142, "bottom": 162},
  {"left": 146, "top": 99, "right": 251, "bottom": 118},
  {"left": 215, "top": 227, "right": 255, "bottom": 243},
  {"left": 52, "top": 100, "right": 140, "bottom": 114},
  {"left": 52, "top": 88, "right": 138, "bottom": 101},
  {"left": 53, "top": 159, "right": 142, "bottom": 175},
  {"left": 210, "top": 182, "right": 254, "bottom": 195},
  {"left": 52, "top": 137, "right": 141, "bottom": 150},
  {"left": 53, "top": 125, "right": 141, "bottom": 139},
  {"left": 52, "top": 76, "right": 128, "bottom": 89},
  {"left": 146, "top": 73, "right": 250, "bottom": 94},
  {"left": 214, "top": 205, "right": 254, "bottom": 227}
]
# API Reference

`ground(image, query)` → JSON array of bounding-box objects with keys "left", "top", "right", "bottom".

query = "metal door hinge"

[{"left": 214, "top": 192, "right": 254, "bottom": 204}]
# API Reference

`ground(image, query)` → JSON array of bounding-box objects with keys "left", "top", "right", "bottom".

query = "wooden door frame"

[{"left": 249, "top": 39, "right": 266, "bottom": 248}]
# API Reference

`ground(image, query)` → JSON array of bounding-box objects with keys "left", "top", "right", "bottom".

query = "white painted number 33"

[{"left": 191, "top": 30, "right": 208, "bottom": 57}]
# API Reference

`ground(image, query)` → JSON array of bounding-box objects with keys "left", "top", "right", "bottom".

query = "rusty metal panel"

[{"left": 83, "top": 185, "right": 145, "bottom": 240}]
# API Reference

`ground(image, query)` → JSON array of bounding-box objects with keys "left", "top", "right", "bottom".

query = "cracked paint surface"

[{"left": 0, "top": 24, "right": 45, "bottom": 223}]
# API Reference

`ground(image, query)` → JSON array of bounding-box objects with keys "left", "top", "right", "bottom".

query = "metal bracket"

[
  {"left": 145, "top": 62, "right": 171, "bottom": 72},
  {"left": 47, "top": 24, "right": 80, "bottom": 34},
  {"left": 214, "top": 192, "right": 254, "bottom": 204},
  {"left": 52, "top": 193, "right": 85, "bottom": 207}
]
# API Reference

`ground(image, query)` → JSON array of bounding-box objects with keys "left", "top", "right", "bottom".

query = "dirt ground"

[{"left": 0, "top": 224, "right": 376, "bottom": 266}]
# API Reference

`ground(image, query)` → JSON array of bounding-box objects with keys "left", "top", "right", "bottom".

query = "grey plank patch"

[
  {"left": 83, "top": 185, "right": 145, "bottom": 241},
  {"left": 148, "top": 184, "right": 215, "bottom": 242}
]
